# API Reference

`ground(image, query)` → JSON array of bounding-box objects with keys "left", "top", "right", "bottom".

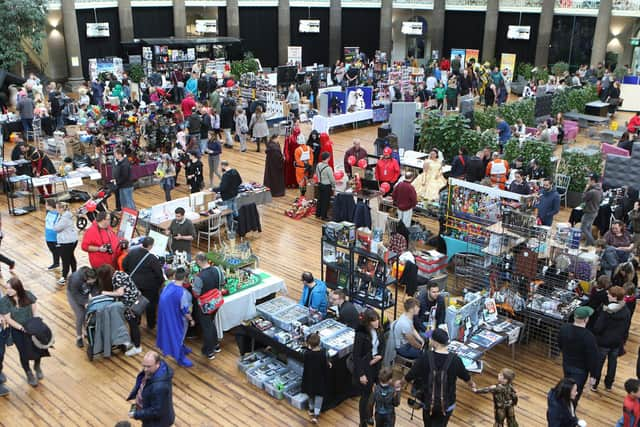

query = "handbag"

[
  {"left": 128, "top": 251, "right": 151, "bottom": 317},
  {"left": 196, "top": 266, "right": 225, "bottom": 314}
]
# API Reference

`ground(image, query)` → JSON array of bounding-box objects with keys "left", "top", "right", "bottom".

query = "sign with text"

[
  {"left": 195, "top": 19, "right": 217, "bottom": 34},
  {"left": 401, "top": 21, "right": 423, "bottom": 35},
  {"left": 299, "top": 19, "right": 320, "bottom": 33},
  {"left": 86, "top": 22, "right": 110, "bottom": 38},
  {"left": 287, "top": 46, "right": 302, "bottom": 64},
  {"left": 507, "top": 25, "right": 531, "bottom": 40}
]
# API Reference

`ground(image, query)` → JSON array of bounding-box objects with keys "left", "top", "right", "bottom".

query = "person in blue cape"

[{"left": 156, "top": 268, "right": 194, "bottom": 367}]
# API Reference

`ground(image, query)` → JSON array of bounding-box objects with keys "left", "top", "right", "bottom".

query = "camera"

[
  {"left": 407, "top": 398, "right": 424, "bottom": 409},
  {"left": 103, "top": 243, "right": 113, "bottom": 254}
]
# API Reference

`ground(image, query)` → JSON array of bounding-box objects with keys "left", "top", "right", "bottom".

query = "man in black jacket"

[
  {"left": 212, "top": 160, "right": 243, "bottom": 230},
  {"left": 113, "top": 148, "right": 136, "bottom": 210},
  {"left": 330, "top": 289, "right": 359, "bottom": 329},
  {"left": 191, "top": 253, "right": 225, "bottom": 359},
  {"left": 123, "top": 237, "right": 165, "bottom": 330},
  {"left": 465, "top": 151, "right": 485, "bottom": 183},
  {"left": 127, "top": 351, "right": 175, "bottom": 426},
  {"left": 186, "top": 108, "right": 202, "bottom": 149},
  {"left": 557, "top": 306, "right": 600, "bottom": 403},
  {"left": 415, "top": 282, "right": 446, "bottom": 334}
]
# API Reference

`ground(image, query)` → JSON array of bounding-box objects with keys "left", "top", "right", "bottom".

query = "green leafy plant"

[
  {"left": 128, "top": 64, "right": 145, "bottom": 83},
  {"left": 516, "top": 62, "right": 534, "bottom": 80},
  {"left": 229, "top": 53, "right": 260, "bottom": 80},
  {"left": 0, "top": 0, "right": 47, "bottom": 71},
  {"left": 503, "top": 138, "right": 554, "bottom": 178},
  {"left": 551, "top": 85, "right": 598, "bottom": 115},
  {"left": 473, "top": 98, "right": 535, "bottom": 131},
  {"left": 417, "top": 111, "right": 496, "bottom": 160},
  {"left": 532, "top": 66, "right": 549, "bottom": 83},
  {"left": 557, "top": 150, "right": 603, "bottom": 192},
  {"left": 551, "top": 62, "right": 570, "bottom": 77}
]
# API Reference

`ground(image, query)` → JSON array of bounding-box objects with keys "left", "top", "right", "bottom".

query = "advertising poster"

[
  {"left": 450, "top": 48, "right": 466, "bottom": 66},
  {"left": 344, "top": 47, "right": 360, "bottom": 63},
  {"left": 500, "top": 53, "right": 517, "bottom": 84},
  {"left": 465, "top": 49, "right": 480, "bottom": 65}
]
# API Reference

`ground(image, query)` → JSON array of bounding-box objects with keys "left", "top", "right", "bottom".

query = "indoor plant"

[
  {"left": 128, "top": 63, "right": 144, "bottom": 102},
  {"left": 556, "top": 149, "right": 603, "bottom": 208},
  {"left": 503, "top": 138, "right": 553, "bottom": 177},
  {"left": 551, "top": 61, "right": 569, "bottom": 77}
]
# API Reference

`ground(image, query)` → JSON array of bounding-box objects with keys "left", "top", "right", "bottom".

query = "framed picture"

[{"left": 117, "top": 208, "right": 138, "bottom": 241}]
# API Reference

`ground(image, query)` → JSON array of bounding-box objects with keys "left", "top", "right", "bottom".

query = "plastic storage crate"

[
  {"left": 305, "top": 318, "right": 348, "bottom": 340},
  {"left": 264, "top": 371, "right": 301, "bottom": 400},
  {"left": 256, "top": 296, "right": 298, "bottom": 322},
  {"left": 246, "top": 359, "right": 288, "bottom": 390},
  {"left": 284, "top": 384, "right": 309, "bottom": 410},
  {"left": 272, "top": 304, "right": 310, "bottom": 331},
  {"left": 322, "top": 327, "right": 355, "bottom": 358},
  {"left": 237, "top": 351, "right": 271, "bottom": 373}
]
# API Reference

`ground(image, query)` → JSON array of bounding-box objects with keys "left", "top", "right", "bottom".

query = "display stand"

[{"left": 3, "top": 161, "right": 36, "bottom": 216}]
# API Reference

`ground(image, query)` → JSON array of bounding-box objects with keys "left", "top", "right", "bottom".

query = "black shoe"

[
  {"left": 35, "top": 366, "right": 44, "bottom": 380},
  {"left": 213, "top": 345, "right": 222, "bottom": 353},
  {"left": 207, "top": 353, "right": 216, "bottom": 360},
  {"left": 76, "top": 338, "right": 84, "bottom": 348},
  {"left": 47, "top": 264, "right": 59, "bottom": 270},
  {"left": 0, "top": 372, "right": 6, "bottom": 383},
  {"left": 26, "top": 371, "right": 38, "bottom": 387},
  {"left": 0, "top": 384, "right": 9, "bottom": 397},
  {"left": 366, "top": 418, "right": 374, "bottom": 426}
]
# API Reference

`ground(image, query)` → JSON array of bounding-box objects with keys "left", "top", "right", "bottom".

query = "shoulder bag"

[
  {"left": 129, "top": 252, "right": 151, "bottom": 317},
  {"left": 197, "top": 267, "right": 225, "bottom": 315}
]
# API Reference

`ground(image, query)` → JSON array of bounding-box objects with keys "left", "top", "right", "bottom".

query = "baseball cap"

[
  {"left": 431, "top": 328, "right": 449, "bottom": 345},
  {"left": 588, "top": 173, "right": 600, "bottom": 181},
  {"left": 574, "top": 306, "right": 594, "bottom": 319}
]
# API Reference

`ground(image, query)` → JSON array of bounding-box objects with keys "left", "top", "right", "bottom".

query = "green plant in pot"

[
  {"left": 503, "top": 138, "right": 553, "bottom": 176},
  {"left": 516, "top": 62, "right": 534, "bottom": 81},
  {"left": 128, "top": 64, "right": 145, "bottom": 83},
  {"left": 551, "top": 62, "right": 569, "bottom": 77},
  {"left": 556, "top": 149, "right": 603, "bottom": 208}
]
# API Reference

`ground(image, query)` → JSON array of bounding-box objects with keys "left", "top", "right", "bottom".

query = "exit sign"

[{"left": 631, "top": 38, "right": 640, "bottom": 46}]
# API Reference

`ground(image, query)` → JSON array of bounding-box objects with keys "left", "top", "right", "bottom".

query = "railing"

[
  {"left": 392, "top": 0, "right": 435, "bottom": 8},
  {"left": 445, "top": 0, "right": 488, "bottom": 10},
  {"left": 499, "top": 0, "right": 543, "bottom": 10},
  {"left": 341, "top": 0, "right": 382, "bottom": 6},
  {"left": 554, "top": 0, "right": 600, "bottom": 13},
  {"left": 612, "top": 0, "right": 640, "bottom": 15},
  {"left": 290, "top": 0, "right": 330, "bottom": 6}
]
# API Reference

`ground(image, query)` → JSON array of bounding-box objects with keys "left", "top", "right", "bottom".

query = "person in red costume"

[
  {"left": 181, "top": 93, "right": 196, "bottom": 118},
  {"left": 628, "top": 111, "right": 640, "bottom": 135},
  {"left": 284, "top": 121, "right": 302, "bottom": 188},
  {"left": 81, "top": 211, "right": 121, "bottom": 269},
  {"left": 319, "top": 132, "right": 335, "bottom": 170},
  {"left": 375, "top": 147, "right": 400, "bottom": 194}
]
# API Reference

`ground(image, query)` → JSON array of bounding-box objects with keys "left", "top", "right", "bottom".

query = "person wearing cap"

[
  {"left": 375, "top": 147, "right": 400, "bottom": 191},
  {"left": 404, "top": 328, "right": 476, "bottom": 426},
  {"left": 122, "top": 236, "right": 165, "bottom": 331},
  {"left": 581, "top": 173, "right": 603, "bottom": 247},
  {"left": 486, "top": 152, "right": 510, "bottom": 190},
  {"left": 557, "top": 306, "right": 600, "bottom": 403}
]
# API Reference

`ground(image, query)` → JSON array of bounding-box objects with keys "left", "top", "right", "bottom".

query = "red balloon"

[
  {"left": 380, "top": 182, "right": 391, "bottom": 194},
  {"left": 357, "top": 158, "right": 368, "bottom": 169},
  {"left": 86, "top": 200, "right": 97, "bottom": 213},
  {"left": 347, "top": 155, "right": 356, "bottom": 166},
  {"left": 334, "top": 171, "right": 345, "bottom": 181}
]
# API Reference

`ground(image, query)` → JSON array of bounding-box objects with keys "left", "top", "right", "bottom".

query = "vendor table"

[
  {"left": 215, "top": 270, "right": 287, "bottom": 338},
  {"left": 236, "top": 188, "right": 272, "bottom": 209},
  {"left": 585, "top": 101, "right": 610, "bottom": 117},
  {"left": 96, "top": 160, "right": 159, "bottom": 181},
  {"left": 2, "top": 117, "right": 54, "bottom": 141},
  {"left": 312, "top": 110, "right": 373, "bottom": 134}
]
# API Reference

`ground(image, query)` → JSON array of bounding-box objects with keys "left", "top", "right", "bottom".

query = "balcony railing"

[
  {"left": 392, "top": 0, "right": 434, "bottom": 8},
  {"left": 445, "top": 0, "right": 487, "bottom": 10},
  {"left": 554, "top": 0, "right": 600, "bottom": 15},
  {"left": 612, "top": 0, "right": 640, "bottom": 16},
  {"left": 290, "top": 0, "right": 330, "bottom": 6},
  {"left": 499, "top": 0, "right": 543, "bottom": 11}
]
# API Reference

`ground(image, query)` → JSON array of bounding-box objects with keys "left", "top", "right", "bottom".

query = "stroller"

[
  {"left": 76, "top": 186, "right": 120, "bottom": 230},
  {"left": 85, "top": 295, "right": 129, "bottom": 361}
]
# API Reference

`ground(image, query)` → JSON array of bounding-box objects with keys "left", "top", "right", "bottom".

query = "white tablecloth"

[
  {"left": 215, "top": 269, "right": 287, "bottom": 337},
  {"left": 312, "top": 109, "right": 374, "bottom": 134}
]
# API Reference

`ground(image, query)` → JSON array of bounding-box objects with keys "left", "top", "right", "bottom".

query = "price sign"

[
  {"left": 89, "top": 172, "right": 102, "bottom": 180},
  {"left": 32, "top": 177, "right": 51, "bottom": 187},
  {"left": 65, "top": 177, "right": 83, "bottom": 188}
]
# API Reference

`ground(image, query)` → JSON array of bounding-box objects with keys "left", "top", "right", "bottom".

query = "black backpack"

[{"left": 425, "top": 351, "right": 454, "bottom": 416}]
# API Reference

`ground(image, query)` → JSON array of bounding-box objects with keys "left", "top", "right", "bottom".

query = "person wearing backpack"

[
  {"left": 368, "top": 367, "right": 401, "bottom": 427},
  {"left": 404, "top": 328, "right": 476, "bottom": 427}
]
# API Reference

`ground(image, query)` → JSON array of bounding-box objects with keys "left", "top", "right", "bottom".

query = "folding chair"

[{"left": 554, "top": 173, "right": 571, "bottom": 208}]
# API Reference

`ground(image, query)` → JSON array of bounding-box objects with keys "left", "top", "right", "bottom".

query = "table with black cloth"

[
  {"left": 2, "top": 117, "right": 54, "bottom": 141},
  {"left": 96, "top": 160, "right": 159, "bottom": 181},
  {"left": 568, "top": 203, "right": 612, "bottom": 236},
  {"left": 240, "top": 323, "right": 356, "bottom": 410}
]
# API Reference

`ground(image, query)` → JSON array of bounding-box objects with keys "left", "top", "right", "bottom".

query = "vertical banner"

[
  {"left": 450, "top": 48, "right": 466, "bottom": 67},
  {"left": 287, "top": 46, "right": 302, "bottom": 65},
  {"left": 465, "top": 49, "right": 480, "bottom": 65},
  {"left": 344, "top": 46, "right": 360, "bottom": 63},
  {"left": 500, "top": 53, "right": 517, "bottom": 85}
]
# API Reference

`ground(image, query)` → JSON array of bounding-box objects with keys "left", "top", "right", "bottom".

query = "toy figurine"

[{"left": 474, "top": 368, "right": 519, "bottom": 427}]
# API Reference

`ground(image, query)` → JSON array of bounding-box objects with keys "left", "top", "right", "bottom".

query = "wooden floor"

[{"left": 0, "top": 114, "right": 635, "bottom": 427}]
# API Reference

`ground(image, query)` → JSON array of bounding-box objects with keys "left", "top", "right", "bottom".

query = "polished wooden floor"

[{"left": 0, "top": 114, "right": 635, "bottom": 426}]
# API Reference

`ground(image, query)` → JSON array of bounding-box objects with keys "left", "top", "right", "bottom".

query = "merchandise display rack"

[{"left": 3, "top": 161, "right": 37, "bottom": 216}]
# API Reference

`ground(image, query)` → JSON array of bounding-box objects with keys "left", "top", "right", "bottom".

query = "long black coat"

[
  {"left": 263, "top": 140, "right": 285, "bottom": 197},
  {"left": 301, "top": 349, "right": 330, "bottom": 397}
]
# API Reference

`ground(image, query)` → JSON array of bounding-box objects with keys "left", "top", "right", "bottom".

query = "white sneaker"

[
  {"left": 125, "top": 346, "right": 142, "bottom": 357},
  {"left": 57, "top": 278, "right": 66, "bottom": 285}
]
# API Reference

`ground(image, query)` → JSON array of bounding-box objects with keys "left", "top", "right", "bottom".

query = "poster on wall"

[
  {"left": 465, "top": 49, "right": 480, "bottom": 65},
  {"left": 86, "top": 23, "right": 110, "bottom": 38},
  {"left": 287, "top": 46, "right": 302, "bottom": 65},
  {"left": 344, "top": 47, "right": 360, "bottom": 63},
  {"left": 450, "top": 48, "right": 466, "bottom": 66},
  {"left": 88, "top": 57, "right": 124, "bottom": 82},
  {"left": 500, "top": 53, "right": 517, "bottom": 84}
]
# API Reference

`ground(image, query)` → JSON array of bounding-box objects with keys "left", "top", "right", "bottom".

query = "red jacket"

[
  {"left": 375, "top": 157, "right": 400, "bottom": 184},
  {"left": 81, "top": 221, "right": 120, "bottom": 268},
  {"left": 440, "top": 58, "right": 450, "bottom": 71},
  {"left": 392, "top": 181, "right": 418, "bottom": 211},
  {"left": 623, "top": 394, "right": 640, "bottom": 427},
  {"left": 319, "top": 133, "right": 335, "bottom": 170},
  {"left": 181, "top": 96, "right": 196, "bottom": 118},
  {"left": 628, "top": 115, "right": 640, "bottom": 134}
]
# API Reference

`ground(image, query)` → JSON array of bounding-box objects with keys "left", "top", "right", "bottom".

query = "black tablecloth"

[
  {"left": 568, "top": 203, "right": 612, "bottom": 235},
  {"left": 2, "top": 117, "right": 54, "bottom": 141},
  {"left": 241, "top": 324, "right": 356, "bottom": 410}
]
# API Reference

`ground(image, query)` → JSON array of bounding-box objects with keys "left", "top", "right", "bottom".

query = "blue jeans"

[
  {"left": 397, "top": 343, "right": 422, "bottom": 359},
  {"left": 21, "top": 118, "right": 33, "bottom": 140},
  {"left": 119, "top": 186, "right": 136, "bottom": 210},
  {"left": 199, "top": 138, "right": 208, "bottom": 156},
  {"left": 223, "top": 198, "right": 237, "bottom": 233}
]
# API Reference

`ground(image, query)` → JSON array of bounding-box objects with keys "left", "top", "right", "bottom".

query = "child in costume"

[{"left": 474, "top": 368, "right": 519, "bottom": 427}]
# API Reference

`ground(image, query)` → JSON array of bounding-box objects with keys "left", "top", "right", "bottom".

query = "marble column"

[
  {"left": 482, "top": 0, "right": 499, "bottom": 62},
  {"left": 118, "top": 0, "right": 134, "bottom": 42},
  {"left": 174, "top": 0, "right": 187, "bottom": 37},
  {"left": 590, "top": 0, "right": 613, "bottom": 66},
  {"left": 227, "top": 0, "right": 240, "bottom": 38},
  {"left": 61, "top": 0, "right": 84, "bottom": 85},
  {"left": 329, "top": 0, "right": 342, "bottom": 64},
  {"left": 430, "top": 0, "right": 445, "bottom": 58},
  {"left": 380, "top": 0, "right": 393, "bottom": 55},
  {"left": 535, "top": 0, "right": 555, "bottom": 66},
  {"left": 278, "top": 0, "right": 290, "bottom": 65}
]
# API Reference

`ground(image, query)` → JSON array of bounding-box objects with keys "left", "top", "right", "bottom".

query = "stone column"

[
  {"left": 329, "top": 0, "right": 341, "bottom": 64},
  {"left": 535, "top": 0, "right": 555, "bottom": 66},
  {"left": 380, "top": 0, "right": 393, "bottom": 55},
  {"left": 430, "top": 0, "right": 445, "bottom": 58},
  {"left": 45, "top": 10, "right": 69, "bottom": 81},
  {"left": 174, "top": 0, "right": 186, "bottom": 37},
  {"left": 482, "top": 0, "right": 499, "bottom": 62},
  {"left": 61, "top": 0, "right": 84, "bottom": 85},
  {"left": 590, "top": 0, "right": 613, "bottom": 66},
  {"left": 227, "top": 0, "right": 240, "bottom": 38},
  {"left": 278, "top": 0, "right": 290, "bottom": 65},
  {"left": 118, "top": 0, "right": 134, "bottom": 41}
]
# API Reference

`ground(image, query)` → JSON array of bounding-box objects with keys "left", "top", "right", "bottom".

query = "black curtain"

[
  {"left": 549, "top": 16, "right": 596, "bottom": 69},
  {"left": 495, "top": 13, "right": 539, "bottom": 65},
  {"left": 290, "top": 8, "right": 330, "bottom": 66},
  {"left": 76, "top": 8, "right": 122, "bottom": 78},
  {"left": 239, "top": 7, "right": 279, "bottom": 67},
  {"left": 341, "top": 9, "right": 380, "bottom": 60},
  {"left": 132, "top": 7, "right": 174, "bottom": 38},
  {"left": 443, "top": 11, "right": 485, "bottom": 60},
  {"left": 218, "top": 7, "right": 227, "bottom": 37}
]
